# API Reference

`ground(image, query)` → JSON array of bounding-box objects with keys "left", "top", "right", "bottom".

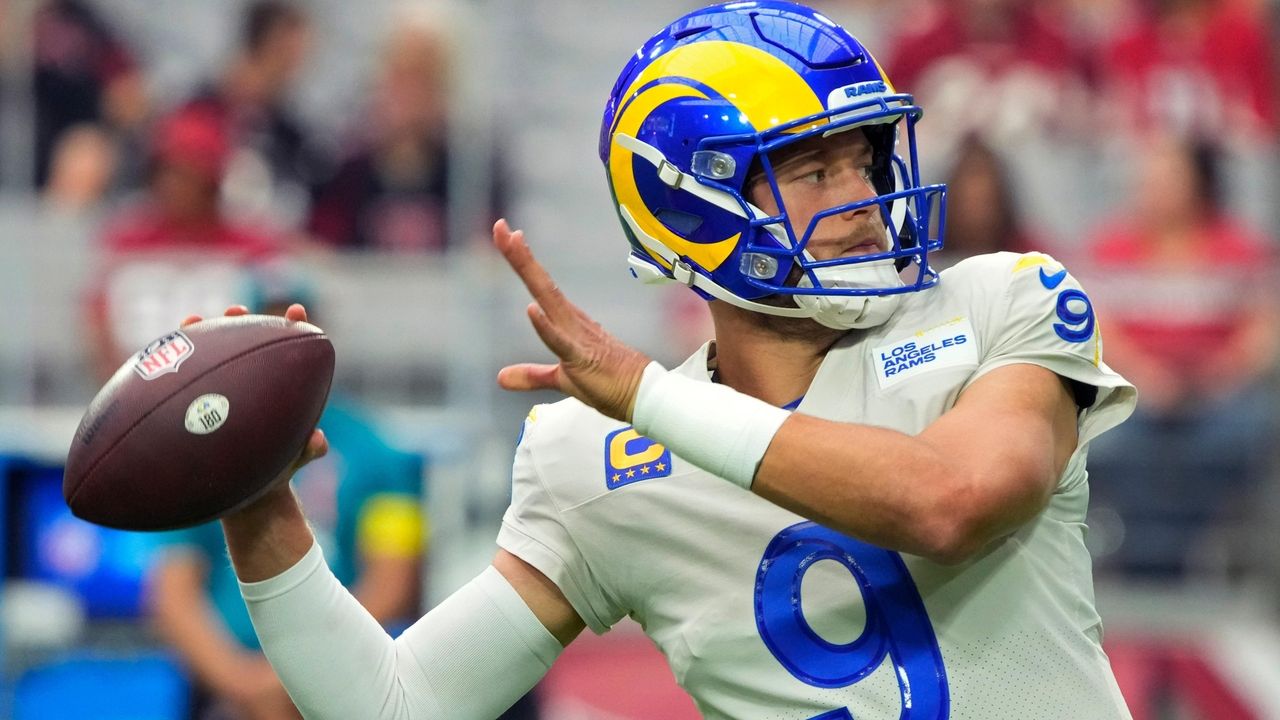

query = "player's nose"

[{"left": 838, "top": 176, "right": 877, "bottom": 220}]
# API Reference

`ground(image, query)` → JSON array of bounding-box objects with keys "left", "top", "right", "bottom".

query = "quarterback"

[{"left": 210, "top": 2, "right": 1136, "bottom": 718}]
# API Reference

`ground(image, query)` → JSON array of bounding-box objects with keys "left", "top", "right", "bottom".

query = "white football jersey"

[{"left": 498, "top": 252, "right": 1136, "bottom": 720}]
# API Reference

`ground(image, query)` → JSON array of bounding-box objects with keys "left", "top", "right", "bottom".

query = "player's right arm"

[
  {"left": 219, "top": 481, "right": 582, "bottom": 719},
  {"left": 198, "top": 305, "right": 585, "bottom": 719}
]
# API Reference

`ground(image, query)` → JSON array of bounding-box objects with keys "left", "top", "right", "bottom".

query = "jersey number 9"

[{"left": 754, "top": 522, "right": 950, "bottom": 719}]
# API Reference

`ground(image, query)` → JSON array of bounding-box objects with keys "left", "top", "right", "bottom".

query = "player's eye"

[{"left": 800, "top": 168, "right": 827, "bottom": 184}]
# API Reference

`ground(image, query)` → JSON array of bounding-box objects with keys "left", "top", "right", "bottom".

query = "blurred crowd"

[
  {"left": 22, "top": 0, "right": 501, "bottom": 244},
  {"left": 6, "top": 0, "right": 1280, "bottom": 623},
  {"left": 24, "top": 0, "right": 507, "bottom": 373},
  {"left": 1, "top": 0, "right": 1279, "bottom": 717}
]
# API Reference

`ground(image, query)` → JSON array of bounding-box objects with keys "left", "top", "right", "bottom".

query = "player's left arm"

[
  {"left": 753, "top": 363, "right": 1077, "bottom": 564},
  {"left": 495, "top": 224, "right": 1111, "bottom": 565}
]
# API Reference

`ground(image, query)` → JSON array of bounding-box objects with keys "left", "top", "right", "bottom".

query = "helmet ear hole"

[
  {"left": 861, "top": 123, "right": 898, "bottom": 196},
  {"left": 656, "top": 208, "right": 704, "bottom": 238},
  {"left": 895, "top": 220, "right": 918, "bottom": 271}
]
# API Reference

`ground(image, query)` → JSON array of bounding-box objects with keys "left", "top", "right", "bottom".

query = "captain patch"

[
  {"left": 873, "top": 318, "right": 979, "bottom": 390},
  {"left": 604, "top": 427, "right": 672, "bottom": 490}
]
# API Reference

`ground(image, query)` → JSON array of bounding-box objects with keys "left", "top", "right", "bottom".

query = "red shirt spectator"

[
  {"left": 884, "top": 0, "right": 1092, "bottom": 148},
  {"left": 100, "top": 105, "right": 278, "bottom": 260},
  {"left": 1089, "top": 216, "right": 1272, "bottom": 377},
  {"left": 1102, "top": 0, "right": 1275, "bottom": 139},
  {"left": 101, "top": 205, "right": 277, "bottom": 258},
  {"left": 85, "top": 107, "right": 283, "bottom": 381},
  {"left": 1084, "top": 135, "right": 1278, "bottom": 414}
]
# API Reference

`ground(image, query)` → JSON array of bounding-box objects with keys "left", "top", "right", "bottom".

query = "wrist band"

[{"left": 631, "top": 361, "right": 791, "bottom": 489}]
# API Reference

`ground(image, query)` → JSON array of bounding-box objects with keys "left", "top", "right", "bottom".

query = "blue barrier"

[{"left": 13, "top": 652, "right": 189, "bottom": 720}]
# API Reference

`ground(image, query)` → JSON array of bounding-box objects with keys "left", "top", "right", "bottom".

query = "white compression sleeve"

[{"left": 240, "top": 542, "right": 562, "bottom": 719}]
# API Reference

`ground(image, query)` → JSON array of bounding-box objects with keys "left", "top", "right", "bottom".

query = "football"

[{"left": 64, "top": 315, "right": 335, "bottom": 531}]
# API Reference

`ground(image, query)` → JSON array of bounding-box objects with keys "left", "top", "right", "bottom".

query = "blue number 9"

[
  {"left": 1053, "top": 288, "right": 1095, "bottom": 343},
  {"left": 755, "top": 522, "right": 949, "bottom": 719}
]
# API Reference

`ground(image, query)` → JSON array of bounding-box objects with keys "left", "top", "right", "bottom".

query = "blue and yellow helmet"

[{"left": 600, "top": 1, "right": 946, "bottom": 323}]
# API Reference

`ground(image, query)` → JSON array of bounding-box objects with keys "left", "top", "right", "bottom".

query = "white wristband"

[{"left": 631, "top": 361, "right": 791, "bottom": 489}]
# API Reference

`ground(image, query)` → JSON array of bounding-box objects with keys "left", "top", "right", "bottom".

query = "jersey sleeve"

[
  {"left": 969, "top": 252, "right": 1136, "bottom": 449},
  {"left": 495, "top": 407, "right": 625, "bottom": 635}
]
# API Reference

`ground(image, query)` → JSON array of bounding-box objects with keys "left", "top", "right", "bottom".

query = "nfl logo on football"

[{"left": 133, "top": 330, "right": 195, "bottom": 380}]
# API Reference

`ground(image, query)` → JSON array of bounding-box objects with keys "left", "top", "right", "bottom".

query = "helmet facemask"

[
  {"left": 737, "top": 115, "right": 922, "bottom": 328},
  {"left": 670, "top": 98, "right": 946, "bottom": 329}
]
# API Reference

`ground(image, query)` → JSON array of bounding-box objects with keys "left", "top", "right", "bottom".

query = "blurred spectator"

[
  {"left": 1099, "top": 0, "right": 1276, "bottom": 143},
  {"left": 100, "top": 107, "right": 272, "bottom": 254},
  {"left": 883, "top": 0, "right": 1094, "bottom": 157},
  {"left": 84, "top": 106, "right": 281, "bottom": 381},
  {"left": 182, "top": 0, "right": 321, "bottom": 227},
  {"left": 33, "top": 0, "right": 149, "bottom": 191},
  {"left": 932, "top": 134, "right": 1040, "bottom": 267},
  {"left": 1084, "top": 134, "right": 1279, "bottom": 577},
  {"left": 306, "top": 7, "right": 505, "bottom": 252},
  {"left": 147, "top": 285, "right": 427, "bottom": 720},
  {"left": 43, "top": 123, "right": 119, "bottom": 212}
]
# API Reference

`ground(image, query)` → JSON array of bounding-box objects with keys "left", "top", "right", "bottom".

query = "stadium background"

[{"left": 1, "top": 0, "right": 1279, "bottom": 717}]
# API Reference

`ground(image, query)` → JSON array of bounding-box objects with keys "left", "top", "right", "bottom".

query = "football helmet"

[{"left": 599, "top": 1, "right": 947, "bottom": 329}]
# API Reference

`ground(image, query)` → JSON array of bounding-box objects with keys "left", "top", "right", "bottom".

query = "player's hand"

[
  {"left": 180, "top": 304, "right": 329, "bottom": 496},
  {"left": 493, "top": 219, "right": 653, "bottom": 422}
]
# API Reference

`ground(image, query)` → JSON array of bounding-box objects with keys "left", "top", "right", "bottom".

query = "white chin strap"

[
  {"left": 615, "top": 132, "right": 906, "bottom": 330},
  {"left": 794, "top": 260, "right": 904, "bottom": 330}
]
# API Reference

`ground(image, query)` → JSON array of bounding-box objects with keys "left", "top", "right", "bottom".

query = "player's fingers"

[
  {"left": 180, "top": 314, "right": 203, "bottom": 328},
  {"left": 527, "top": 302, "right": 578, "bottom": 360},
  {"left": 224, "top": 305, "right": 250, "bottom": 317},
  {"left": 284, "top": 303, "right": 309, "bottom": 323},
  {"left": 494, "top": 220, "right": 574, "bottom": 321},
  {"left": 497, "top": 363, "right": 561, "bottom": 392},
  {"left": 302, "top": 428, "right": 328, "bottom": 463},
  {"left": 493, "top": 217, "right": 511, "bottom": 242}
]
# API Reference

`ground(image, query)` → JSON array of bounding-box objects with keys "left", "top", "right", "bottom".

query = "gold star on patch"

[
  {"left": 640, "top": 465, "right": 651, "bottom": 475},
  {"left": 655, "top": 462, "right": 666, "bottom": 472},
  {"left": 611, "top": 473, "right": 621, "bottom": 483},
  {"left": 626, "top": 468, "right": 636, "bottom": 478}
]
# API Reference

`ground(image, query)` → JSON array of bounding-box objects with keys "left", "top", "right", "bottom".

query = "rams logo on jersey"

[{"left": 604, "top": 427, "right": 673, "bottom": 490}]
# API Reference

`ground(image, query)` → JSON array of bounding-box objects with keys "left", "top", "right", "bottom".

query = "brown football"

[{"left": 64, "top": 315, "right": 335, "bottom": 531}]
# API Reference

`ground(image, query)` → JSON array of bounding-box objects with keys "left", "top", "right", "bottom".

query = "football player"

[{"left": 206, "top": 2, "right": 1136, "bottom": 718}]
